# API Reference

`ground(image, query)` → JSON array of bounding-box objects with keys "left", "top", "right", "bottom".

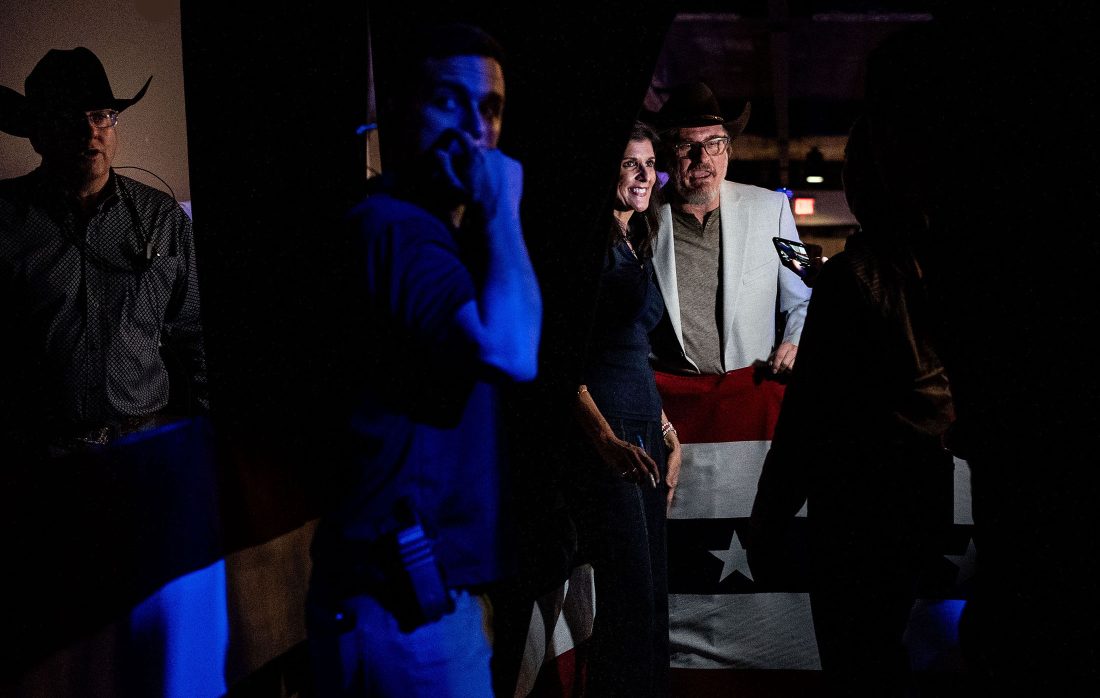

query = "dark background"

[
  {"left": 180, "top": 0, "right": 679, "bottom": 540},
  {"left": 9, "top": 0, "right": 1100, "bottom": 691}
]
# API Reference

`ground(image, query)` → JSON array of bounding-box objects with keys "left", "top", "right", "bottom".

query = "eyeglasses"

[
  {"left": 672, "top": 136, "right": 730, "bottom": 159},
  {"left": 85, "top": 109, "right": 119, "bottom": 129}
]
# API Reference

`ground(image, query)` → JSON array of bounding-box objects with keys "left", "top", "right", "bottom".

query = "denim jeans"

[{"left": 306, "top": 588, "right": 493, "bottom": 697}]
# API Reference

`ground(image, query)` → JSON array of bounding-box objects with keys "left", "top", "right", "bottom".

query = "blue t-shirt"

[{"left": 311, "top": 192, "right": 510, "bottom": 589}]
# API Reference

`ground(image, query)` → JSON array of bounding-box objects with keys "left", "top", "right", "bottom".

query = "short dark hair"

[
  {"left": 384, "top": 21, "right": 507, "bottom": 93},
  {"left": 415, "top": 22, "right": 506, "bottom": 69}
]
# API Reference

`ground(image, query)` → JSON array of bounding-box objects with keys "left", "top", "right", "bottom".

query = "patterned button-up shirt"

[{"left": 0, "top": 168, "right": 208, "bottom": 436}]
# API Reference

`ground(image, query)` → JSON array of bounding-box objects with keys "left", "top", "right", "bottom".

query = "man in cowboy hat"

[
  {"left": 648, "top": 80, "right": 811, "bottom": 383},
  {"left": 0, "top": 47, "right": 208, "bottom": 458}
]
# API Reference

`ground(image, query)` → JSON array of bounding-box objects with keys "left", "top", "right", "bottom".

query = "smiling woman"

[{"left": 565, "top": 120, "right": 681, "bottom": 698}]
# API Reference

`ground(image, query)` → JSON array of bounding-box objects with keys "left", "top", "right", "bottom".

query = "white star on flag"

[
  {"left": 945, "top": 537, "right": 977, "bottom": 585},
  {"left": 709, "top": 530, "right": 753, "bottom": 583}
]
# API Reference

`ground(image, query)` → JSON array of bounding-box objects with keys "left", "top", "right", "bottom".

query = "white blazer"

[{"left": 652, "top": 180, "right": 811, "bottom": 372}]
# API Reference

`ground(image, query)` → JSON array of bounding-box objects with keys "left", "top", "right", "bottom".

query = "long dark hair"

[{"left": 608, "top": 120, "right": 663, "bottom": 260}]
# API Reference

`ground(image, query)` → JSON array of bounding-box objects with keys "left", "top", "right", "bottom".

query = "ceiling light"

[{"left": 804, "top": 145, "right": 825, "bottom": 185}]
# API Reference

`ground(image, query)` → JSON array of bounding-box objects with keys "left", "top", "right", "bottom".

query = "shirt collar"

[{"left": 29, "top": 166, "right": 122, "bottom": 215}]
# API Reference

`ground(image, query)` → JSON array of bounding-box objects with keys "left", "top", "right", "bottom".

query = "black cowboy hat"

[
  {"left": 652, "top": 81, "right": 751, "bottom": 136},
  {"left": 0, "top": 47, "right": 152, "bottom": 138}
]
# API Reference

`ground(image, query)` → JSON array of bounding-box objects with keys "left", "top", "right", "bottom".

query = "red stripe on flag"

[
  {"left": 655, "top": 367, "right": 786, "bottom": 444},
  {"left": 526, "top": 643, "right": 589, "bottom": 698}
]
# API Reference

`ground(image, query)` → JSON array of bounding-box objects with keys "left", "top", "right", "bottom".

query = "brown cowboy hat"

[
  {"left": 0, "top": 47, "right": 152, "bottom": 138},
  {"left": 652, "top": 81, "right": 751, "bottom": 136}
]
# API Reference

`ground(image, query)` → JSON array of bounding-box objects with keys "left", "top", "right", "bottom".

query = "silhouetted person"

[
  {"left": 0, "top": 47, "right": 207, "bottom": 460},
  {"left": 749, "top": 114, "right": 955, "bottom": 697},
  {"left": 862, "top": 11, "right": 1100, "bottom": 692}
]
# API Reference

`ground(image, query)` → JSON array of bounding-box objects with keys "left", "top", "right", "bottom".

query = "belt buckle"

[{"left": 75, "top": 425, "right": 113, "bottom": 446}]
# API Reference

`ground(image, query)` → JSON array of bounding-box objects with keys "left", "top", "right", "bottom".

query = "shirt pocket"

[{"left": 133, "top": 255, "right": 181, "bottom": 331}]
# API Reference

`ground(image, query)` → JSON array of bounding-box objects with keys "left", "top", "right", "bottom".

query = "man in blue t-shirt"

[{"left": 306, "top": 21, "right": 541, "bottom": 697}]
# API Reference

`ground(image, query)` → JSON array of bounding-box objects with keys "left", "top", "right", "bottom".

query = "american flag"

[
  {"left": 658, "top": 365, "right": 976, "bottom": 685},
  {"left": 515, "top": 365, "right": 977, "bottom": 695}
]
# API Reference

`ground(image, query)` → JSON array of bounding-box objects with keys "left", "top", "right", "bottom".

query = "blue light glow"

[
  {"left": 904, "top": 599, "right": 967, "bottom": 672},
  {"left": 129, "top": 560, "right": 229, "bottom": 697}
]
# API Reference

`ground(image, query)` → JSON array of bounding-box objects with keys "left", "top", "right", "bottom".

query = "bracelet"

[{"left": 661, "top": 421, "right": 676, "bottom": 437}]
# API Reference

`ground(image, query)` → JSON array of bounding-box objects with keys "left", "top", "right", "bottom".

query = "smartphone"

[{"left": 772, "top": 237, "right": 813, "bottom": 268}]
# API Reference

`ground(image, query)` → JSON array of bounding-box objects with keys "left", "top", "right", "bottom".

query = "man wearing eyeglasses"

[
  {"left": 649, "top": 81, "right": 811, "bottom": 379},
  {"left": 643, "top": 81, "right": 814, "bottom": 670},
  {"left": 0, "top": 47, "right": 208, "bottom": 458}
]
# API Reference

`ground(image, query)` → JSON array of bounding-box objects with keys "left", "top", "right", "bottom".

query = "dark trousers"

[
  {"left": 962, "top": 450, "right": 1100, "bottom": 694},
  {"left": 807, "top": 448, "right": 953, "bottom": 697},
  {"left": 569, "top": 417, "right": 669, "bottom": 698}
]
